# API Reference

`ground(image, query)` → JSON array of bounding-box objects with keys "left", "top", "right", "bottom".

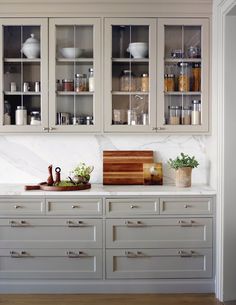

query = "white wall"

[{"left": 0, "top": 134, "right": 210, "bottom": 184}]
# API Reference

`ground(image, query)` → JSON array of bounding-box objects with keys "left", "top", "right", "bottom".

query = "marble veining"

[{"left": 0, "top": 134, "right": 210, "bottom": 185}]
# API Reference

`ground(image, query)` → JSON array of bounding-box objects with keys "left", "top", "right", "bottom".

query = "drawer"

[
  {"left": 160, "top": 197, "right": 213, "bottom": 215},
  {"left": 0, "top": 248, "right": 102, "bottom": 279},
  {"left": 46, "top": 198, "right": 102, "bottom": 215},
  {"left": 0, "top": 218, "right": 102, "bottom": 248},
  {"left": 0, "top": 198, "right": 45, "bottom": 215},
  {"left": 106, "top": 248, "right": 212, "bottom": 279},
  {"left": 106, "top": 198, "right": 159, "bottom": 216},
  {"left": 106, "top": 218, "right": 212, "bottom": 248}
]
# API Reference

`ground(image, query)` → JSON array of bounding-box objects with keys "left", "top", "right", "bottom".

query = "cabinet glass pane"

[
  {"left": 164, "top": 25, "right": 202, "bottom": 126},
  {"left": 55, "top": 25, "right": 94, "bottom": 126},
  {"left": 111, "top": 25, "right": 150, "bottom": 126},
  {"left": 3, "top": 25, "right": 42, "bottom": 126}
]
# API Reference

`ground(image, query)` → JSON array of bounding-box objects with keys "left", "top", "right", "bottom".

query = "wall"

[{"left": 0, "top": 134, "right": 210, "bottom": 184}]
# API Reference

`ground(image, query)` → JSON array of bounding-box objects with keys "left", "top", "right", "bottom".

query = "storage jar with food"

[
  {"left": 140, "top": 73, "right": 149, "bottom": 92},
  {"left": 192, "top": 63, "right": 201, "bottom": 91},
  {"left": 181, "top": 106, "right": 191, "bottom": 125},
  {"left": 120, "top": 70, "right": 136, "bottom": 92},
  {"left": 168, "top": 105, "right": 181, "bottom": 125},
  {"left": 191, "top": 100, "right": 201, "bottom": 125},
  {"left": 178, "top": 62, "right": 190, "bottom": 92},
  {"left": 75, "top": 74, "right": 87, "bottom": 92},
  {"left": 62, "top": 79, "right": 74, "bottom": 92}
]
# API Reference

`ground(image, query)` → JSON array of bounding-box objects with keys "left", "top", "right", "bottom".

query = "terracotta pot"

[{"left": 175, "top": 167, "right": 192, "bottom": 187}]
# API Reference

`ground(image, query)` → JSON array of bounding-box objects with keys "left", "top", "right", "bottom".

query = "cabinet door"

[
  {"left": 49, "top": 18, "right": 101, "bottom": 132},
  {"left": 157, "top": 18, "right": 209, "bottom": 133},
  {"left": 0, "top": 18, "right": 48, "bottom": 132},
  {"left": 104, "top": 18, "right": 157, "bottom": 132}
]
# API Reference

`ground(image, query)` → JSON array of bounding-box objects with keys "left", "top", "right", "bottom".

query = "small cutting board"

[{"left": 103, "top": 150, "right": 154, "bottom": 185}]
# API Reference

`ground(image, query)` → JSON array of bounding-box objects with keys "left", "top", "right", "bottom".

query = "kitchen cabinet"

[
  {"left": 104, "top": 17, "right": 209, "bottom": 133},
  {"left": 0, "top": 18, "right": 48, "bottom": 132}
]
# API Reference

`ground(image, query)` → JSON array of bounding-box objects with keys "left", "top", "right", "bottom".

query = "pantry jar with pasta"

[{"left": 178, "top": 62, "right": 190, "bottom": 92}]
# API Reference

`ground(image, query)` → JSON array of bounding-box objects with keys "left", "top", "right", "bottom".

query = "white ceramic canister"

[{"left": 15, "top": 106, "right": 27, "bottom": 125}]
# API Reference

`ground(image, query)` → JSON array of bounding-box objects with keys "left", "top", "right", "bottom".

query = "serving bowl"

[
  {"left": 60, "top": 47, "right": 83, "bottom": 58},
  {"left": 127, "top": 42, "right": 148, "bottom": 59}
]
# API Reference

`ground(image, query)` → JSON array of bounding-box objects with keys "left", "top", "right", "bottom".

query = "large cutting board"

[{"left": 103, "top": 150, "right": 154, "bottom": 185}]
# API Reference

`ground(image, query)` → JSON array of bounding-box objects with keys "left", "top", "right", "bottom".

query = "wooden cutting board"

[{"left": 103, "top": 150, "right": 154, "bottom": 185}]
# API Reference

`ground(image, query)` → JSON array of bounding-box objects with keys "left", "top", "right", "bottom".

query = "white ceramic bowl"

[
  {"left": 60, "top": 47, "right": 83, "bottom": 58},
  {"left": 127, "top": 42, "right": 148, "bottom": 59}
]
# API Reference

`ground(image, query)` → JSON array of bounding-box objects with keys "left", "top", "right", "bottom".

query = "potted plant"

[
  {"left": 168, "top": 153, "right": 199, "bottom": 187},
  {"left": 71, "top": 162, "right": 94, "bottom": 184}
]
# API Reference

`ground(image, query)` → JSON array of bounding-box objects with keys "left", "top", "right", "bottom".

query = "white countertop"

[{"left": 0, "top": 183, "right": 216, "bottom": 196}]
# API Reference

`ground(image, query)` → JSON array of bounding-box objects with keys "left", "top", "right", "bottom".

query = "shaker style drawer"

[
  {"left": 0, "top": 248, "right": 102, "bottom": 279},
  {"left": 46, "top": 198, "right": 102, "bottom": 215},
  {"left": 106, "top": 218, "right": 212, "bottom": 248},
  {"left": 0, "top": 218, "right": 102, "bottom": 248},
  {"left": 106, "top": 198, "right": 159, "bottom": 216},
  {"left": 106, "top": 248, "right": 212, "bottom": 279},
  {"left": 0, "top": 198, "right": 45, "bottom": 215},
  {"left": 160, "top": 197, "right": 213, "bottom": 215}
]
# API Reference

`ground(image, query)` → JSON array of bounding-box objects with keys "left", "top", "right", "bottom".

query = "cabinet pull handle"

[
  {"left": 152, "top": 127, "right": 157, "bottom": 131},
  {"left": 66, "top": 220, "right": 86, "bottom": 227},
  {"left": 10, "top": 250, "right": 30, "bottom": 258},
  {"left": 66, "top": 250, "right": 84, "bottom": 258},
  {"left": 9, "top": 220, "right": 29, "bottom": 227},
  {"left": 130, "top": 205, "right": 138, "bottom": 209},
  {"left": 184, "top": 204, "right": 191, "bottom": 208},
  {"left": 125, "top": 220, "right": 145, "bottom": 227},
  {"left": 13, "top": 205, "right": 21, "bottom": 209},
  {"left": 43, "top": 127, "right": 49, "bottom": 131},
  {"left": 156, "top": 127, "right": 166, "bottom": 130},
  {"left": 178, "top": 220, "right": 195, "bottom": 227},
  {"left": 178, "top": 250, "right": 199, "bottom": 257},
  {"left": 49, "top": 127, "right": 56, "bottom": 131},
  {"left": 71, "top": 205, "right": 79, "bottom": 209},
  {"left": 125, "top": 251, "right": 145, "bottom": 258}
]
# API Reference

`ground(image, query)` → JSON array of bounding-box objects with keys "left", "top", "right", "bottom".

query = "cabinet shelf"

[
  {"left": 4, "top": 58, "right": 41, "bottom": 63},
  {"left": 112, "top": 91, "right": 149, "bottom": 95},
  {"left": 57, "top": 58, "right": 94, "bottom": 63},
  {"left": 57, "top": 91, "right": 94, "bottom": 96},
  {"left": 112, "top": 58, "right": 149, "bottom": 63},
  {"left": 164, "top": 58, "right": 202, "bottom": 63},
  {"left": 164, "top": 91, "right": 201, "bottom": 96},
  {"left": 4, "top": 91, "right": 41, "bottom": 95}
]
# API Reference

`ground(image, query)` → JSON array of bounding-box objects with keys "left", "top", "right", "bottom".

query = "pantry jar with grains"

[
  {"left": 120, "top": 70, "right": 136, "bottom": 92},
  {"left": 75, "top": 74, "right": 87, "bottom": 92},
  {"left": 140, "top": 73, "right": 149, "bottom": 92},
  {"left": 164, "top": 74, "right": 175, "bottom": 91},
  {"left": 178, "top": 62, "right": 190, "bottom": 92},
  {"left": 168, "top": 105, "right": 181, "bottom": 125},
  {"left": 191, "top": 100, "right": 201, "bottom": 125},
  {"left": 192, "top": 63, "right": 201, "bottom": 91},
  {"left": 182, "top": 106, "right": 191, "bottom": 125}
]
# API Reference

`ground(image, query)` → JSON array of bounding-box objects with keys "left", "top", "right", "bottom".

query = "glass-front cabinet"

[
  {"left": 0, "top": 19, "right": 48, "bottom": 132},
  {"left": 104, "top": 18, "right": 157, "bottom": 132},
  {"left": 49, "top": 18, "right": 101, "bottom": 132},
  {"left": 157, "top": 19, "right": 209, "bottom": 132}
]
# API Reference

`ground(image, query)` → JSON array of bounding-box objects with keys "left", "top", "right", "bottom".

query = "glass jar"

[
  {"left": 168, "top": 105, "right": 181, "bottom": 125},
  {"left": 127, "top": 109, "right": 137, "bottom": 125},
  {"left": 191, "top": 100, "right": 201, "bottom": 125},
  {"left": 164, "top": 74, "right": 168, "bottom": 91},
  {"left": 120, "top": 70, "right": 136, "bottom": 92},
  {"left": 140, "top": 73, "right": 149, "bottom": 92},
  {"left": 88, "top": 68, "right": 94, "bottom": 92},
  {"left": 192, "top": 63, "right": 201, "bottom": 92},
  {"left": 15, "top": 106, "right": 27, "bottom": 125},
  {"left": 86, "top": 115, "right": 93, "bottom": 125},
  {"left": 62, "top": 79, "right": 74, "bottom": 92},
  {"left": 181, "top": 106, "right": 191, "bottom": 125},
  {"left": 30, "top": 111, "right": 41, "bottom": 125},
  {"left": 4, "top": 100, "right": 11, "bottom": 125},
  {"left": 167, "top": 74, "right": 175, "bottom": 91},
  {"left": 75, "top": 74, "right": 87, "bottom": 92},
  {"left": 178, "top": 62, "right": 190, "bottom": 92}
]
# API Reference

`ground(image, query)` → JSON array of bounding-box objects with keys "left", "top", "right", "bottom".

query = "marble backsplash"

[{"left": 0, "top": 134, "right": 210, "bottom": 185}]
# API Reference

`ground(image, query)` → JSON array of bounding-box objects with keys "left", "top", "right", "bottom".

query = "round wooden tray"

[{"left": 25, "top": 182, "right": 91, "bottom": 191}]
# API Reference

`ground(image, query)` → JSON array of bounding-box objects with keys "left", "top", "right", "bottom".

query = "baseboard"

[{"left": 0, "top": 279, "right": 215, "bottom": 293}]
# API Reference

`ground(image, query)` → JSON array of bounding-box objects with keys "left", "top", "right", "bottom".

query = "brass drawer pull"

[
  {"left": 125, "top": 220, "right": 145, "bottom": 227},
  {"left": 10, "top": 250, "right": 30, "bottom": 258},
  {"left": 66, "top": 220, "right": 86, "bottom": 227},
  {"left": 66, "top": 250, "right": 84, "bottom": 258}
]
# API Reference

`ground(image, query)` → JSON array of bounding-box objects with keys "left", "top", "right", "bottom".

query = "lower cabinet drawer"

[
  {"left": 106, "top": 218, "right": 212, "bottom": 248},
  {"left": 106, "top": 248, "right": 212, "bottom": 279},
  {"left": 0, "top": 248, "right": 102, "bottom": 279},
  {"left": 0, "top": 219, "right": 102, "bottom": 248},
  {"left": 0, "top": 198, "right": 45, "bottom": 215}
]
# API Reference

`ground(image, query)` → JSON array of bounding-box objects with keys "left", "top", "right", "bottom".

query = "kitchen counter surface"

[{"left": 0, "top": 183, "right": 216, "bottom": 196}]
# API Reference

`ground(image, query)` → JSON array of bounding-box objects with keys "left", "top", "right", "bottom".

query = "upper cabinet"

[
  {"left": 48, "top": 18, "right": 101, "bottom": 132},
  {"left": 157, "top": 18, "right": 209, "bottom": 133},
  {"left": 104, "top": 18, "right": 157, "bottom": 132},
  {"left": 0, "top": 18, "right": 48, "bottom": 132}
]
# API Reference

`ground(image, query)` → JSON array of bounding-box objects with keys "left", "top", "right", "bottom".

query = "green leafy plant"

[
  {"left": 72, "top": 162, "right": 94, "bottom": 183},
  {"left": 168, "top": 152, "right": 199, "bottom": 170}
]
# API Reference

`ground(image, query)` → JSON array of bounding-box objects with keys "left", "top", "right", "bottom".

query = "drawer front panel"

[
  {"left": 0, "top": 248, "right": 102, "bottom": 279},
  {"left": 0, "top": 219, "right": 102, "bottom": 248},
  {"left": 106, "top": 248, "right": 212, "bottom": 279},
  {"left": 106, "top": 218, "right": 212, "bottom": 248},
  {"left": 160, "top": 197, "right": 213, "bottom": 215},
  {"left": 0, "top": 199, "right": 45, "bottom": 215},
  {"left": 106, "top": 198, "right": 159, "bottom": 216},
  {"left": 46, "top": 198, "right": 102, "bottom": 215}
]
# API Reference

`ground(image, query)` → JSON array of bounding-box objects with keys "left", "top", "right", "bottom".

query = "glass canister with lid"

[
  {"left": 191, "top": 100, "right": 201, "bottom": 125},
  {"left": 62, "top": 79, "right": 74, "bottom": 92},
  {"left": 120, "top": 70, "right": 136, "bottom": 92},
  {"left": 178, "top": 62, "right": 190, "bottom": 92},
  {"left": 30, "top": 111, "right": 41, "bottom": 125},
  {"left": 75, "top": 74, "right": 87, "bottom": 92},
  {"left": 168, "top": 105, "right": 181, "bottom": 125}
]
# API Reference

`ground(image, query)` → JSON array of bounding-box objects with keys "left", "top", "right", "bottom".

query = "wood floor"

[{"left": 0, "top": 294, "right": 222, "bottom": 305}]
